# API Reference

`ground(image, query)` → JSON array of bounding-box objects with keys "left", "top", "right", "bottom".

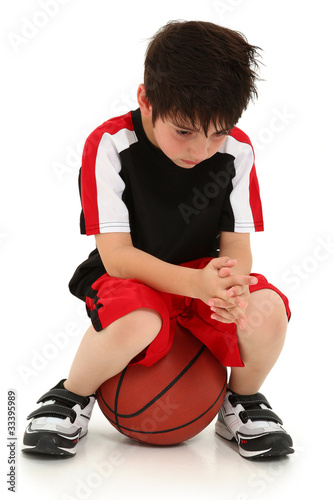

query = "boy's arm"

[
  {"left": 95, "top": 233, "right": 257, "bottom": 322},
  {"left": 219, "top": 232, "right": 253, "bottom": 276},
  {"left": 95, "top": 232, "right": 197, "bottom": 298}
]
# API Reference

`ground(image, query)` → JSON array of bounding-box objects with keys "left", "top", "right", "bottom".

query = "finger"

[
  {"left": 208, "top": 297, "right": 242, "bottom": 309},
  {"left": 235, "top": 296, "right": 248, "bottom": 309},
  {"left": 211, "top": 310, "right": 235, "bottom": 323},
  {"left": 211, "top": 308, "right": 247, "bottom": 329},
  {"left": 228, "top": 306, "right": 247, "bottom": 326},
  {"left": 210, "top": 306, "right": 235, "bottom": 319},
  {"left": 226, "top": 285, "right": 248, "bottom": 298},
  {"left": 223, "top": 275, "right": 258, "bottom": 289},
  {"left": 211, "top": 304, "right": 247, "bottom": 323},
  {"left": 211, "top": 257, "right": 237, "bottom": 270},
  {"left": 218, "top": 267, "right": 232, "bottom": 278},
  {"left": 213, "top": 288, "right": 248, "bottom": 309}
]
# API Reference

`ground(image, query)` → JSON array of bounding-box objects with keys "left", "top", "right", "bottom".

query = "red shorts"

[{"left": 85, "top": 258, "right": 290, "bottom": 368}]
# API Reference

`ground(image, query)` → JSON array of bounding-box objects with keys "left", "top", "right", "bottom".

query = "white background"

[{"left": 1, "top": 0, "right": 332, "bottom": 499}]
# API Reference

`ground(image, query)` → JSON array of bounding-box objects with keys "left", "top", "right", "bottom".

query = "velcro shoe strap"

[
  {"left": 27, "top": 404, "right": 77, "bottom": 423},
  {"left": 37, "top": 388, "right": 90, "bottom": 408},
  {"left": 239, "top": 408, "right": 283, "bottom": 425},
  {"left": 229, "top": 392, "right": 272, "bottom": 409}
]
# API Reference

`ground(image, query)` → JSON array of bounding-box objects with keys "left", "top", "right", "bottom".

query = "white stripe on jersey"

[
  {"left": 219, "top": 135, "right": 256, "bottom": 233},
  {"left": 95, "top": 129, "right": 138, "bottom": 233}
]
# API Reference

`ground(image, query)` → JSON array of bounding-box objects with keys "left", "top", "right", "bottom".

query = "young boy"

[{"left": 22, "top": 21, "right": 293, "bottom": 460}]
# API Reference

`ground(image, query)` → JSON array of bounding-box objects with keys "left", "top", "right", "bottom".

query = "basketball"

[{"left": 97, "top": 325, "right": 227, "bottom": 445}]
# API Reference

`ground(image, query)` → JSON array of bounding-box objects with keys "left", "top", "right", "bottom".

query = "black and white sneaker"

[
  {"left": 22, "top": 380, "right": 96, "bottom": 457},
  {"left": 215, "top": 390, "right": 294, "bottom": 459}
]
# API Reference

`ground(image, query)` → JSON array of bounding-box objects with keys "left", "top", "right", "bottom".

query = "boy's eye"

[
  {"left": 176, "top": 130, "right": 191, "bottom": 136},
  {"left": 215, "top": 130, "right": 229, "bottom": 137},
  {"left": 175, "top": 129, "right": 229, "bottom": 138}
]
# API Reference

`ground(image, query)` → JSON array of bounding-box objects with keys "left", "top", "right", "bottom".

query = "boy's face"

[
  {"left": 148, "top": 116, "right": 229, "bottom": 168},
  {"left": 138, "top": 84, "right": 228, "bottom": 169}
]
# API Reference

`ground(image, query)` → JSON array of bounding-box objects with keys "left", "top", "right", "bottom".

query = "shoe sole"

[
  {"left": 22, "top": 435, "right": 77, "bottom": 457},
  {"left": 215, "top": 419, "right": 294, "bottom": 459},
  {"left": 246, "top": 439, "right": 294, "bottom": 460},
  {"left": 22, "top": 428, "right": 88, "bottom": 458}
]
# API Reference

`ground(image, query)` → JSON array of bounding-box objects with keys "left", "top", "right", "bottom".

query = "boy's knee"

[
  {"left": 250, "top": 288, "right": 287, "bottom": 318},
  {"left": 241, "top": 289, "right": 288, "bottom": 339},
  {"left": 261, "top": 289, "right": 288, "bottom": 327},
  {"left": 104, "top": 307, "right": 162, "bottom": 353},
  {"left": 131, "top": 307, "right": 163, "bottom": 337}
]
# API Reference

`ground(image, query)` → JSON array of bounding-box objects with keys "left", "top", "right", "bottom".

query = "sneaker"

[
  {"left": 215, "top": 390, "right": 294, "bottom": 459},
  {"left": 22, "top": 380, "right": 96, "bottom": 457}
]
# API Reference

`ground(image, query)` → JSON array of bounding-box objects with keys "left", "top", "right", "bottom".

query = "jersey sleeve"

[
  {"left": 79, "top": 128, "right": 131, "bottom": 236},
  {"left": 220, "top": 128, "right": 264, "bottom": 233}
]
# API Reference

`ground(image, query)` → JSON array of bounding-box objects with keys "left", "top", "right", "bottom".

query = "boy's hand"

[{"left": 193, "top": 257, "right": 257, "bottom": 329}]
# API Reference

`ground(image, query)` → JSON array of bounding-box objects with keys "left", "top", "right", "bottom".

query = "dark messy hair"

[{"left": 144, "top": 20, "right": 262, "bottom": 134}]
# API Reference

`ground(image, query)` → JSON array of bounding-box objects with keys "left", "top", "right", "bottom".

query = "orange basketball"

[{"left": 97, "top": 325, "right": 227, "bottom": 445}]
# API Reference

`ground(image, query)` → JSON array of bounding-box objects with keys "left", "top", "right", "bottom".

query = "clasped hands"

[{"left": 196, "top": 256, "right": 258, "bottom": 330}]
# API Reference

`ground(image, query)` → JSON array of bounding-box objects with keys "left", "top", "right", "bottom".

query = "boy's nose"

[{"left": 189, "top": 140, "right": 209, "bottom": 163}]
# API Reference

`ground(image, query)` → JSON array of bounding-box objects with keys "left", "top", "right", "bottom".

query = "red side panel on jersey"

[
  {"left": 249, "top": 166, "right": 264, "bottom": 231},
  {"left": 80, "top": 112, "right": 134, "bottom": 235},
  {"left": 229, "top": 127, "right": 264, "bottom": 232}
]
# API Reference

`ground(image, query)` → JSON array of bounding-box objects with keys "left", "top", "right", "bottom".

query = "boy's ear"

[{"left": 137, "top": 84, "right": 152, "bottom": 117}]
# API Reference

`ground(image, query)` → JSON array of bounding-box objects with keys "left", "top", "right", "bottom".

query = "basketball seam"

[
  {"left": 99, "top": 371, "right": 227, "bottom": 436},
  {"left": 114, "top": 367, "right": 128, "bottom": 433},
  {"left": 111, "top": 345, "right": 206, "bottom": 420}
]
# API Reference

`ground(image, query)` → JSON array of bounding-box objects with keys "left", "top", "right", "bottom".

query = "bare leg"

[
  {"left": 228, "top": 289, "right": 288, "bottom": 395},
  {"left": 64, "top": 308, "right": 162, "bottom": 396}
]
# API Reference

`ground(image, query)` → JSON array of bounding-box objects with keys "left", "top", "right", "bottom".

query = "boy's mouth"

[{"left": 182, "top": 159, "right": 199, "bottom": 166}]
